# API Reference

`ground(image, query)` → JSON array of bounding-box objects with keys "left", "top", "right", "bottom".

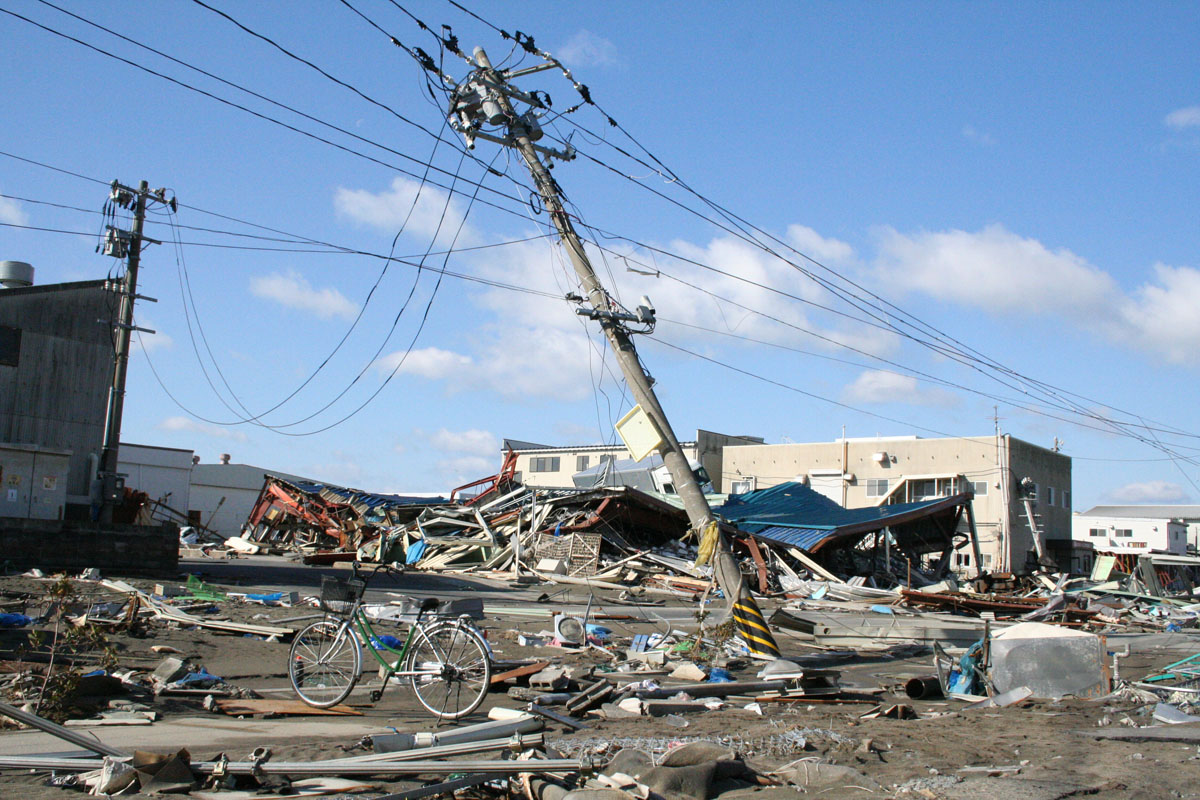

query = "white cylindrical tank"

[{"left": 0, "top": 261, "right": 34, "bottom": 289}]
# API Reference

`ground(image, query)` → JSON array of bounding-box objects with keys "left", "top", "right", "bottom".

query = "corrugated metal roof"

[{"left": 715, "top": 481, "right": 971, "bottom": 552}]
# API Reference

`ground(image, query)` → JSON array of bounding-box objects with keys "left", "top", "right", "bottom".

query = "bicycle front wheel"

[
  {"left": 289, "top": 620, "right": 361, "bottom": 708},
  {"left": 407, "top": 621, "right": 491, "bottom": 720}
]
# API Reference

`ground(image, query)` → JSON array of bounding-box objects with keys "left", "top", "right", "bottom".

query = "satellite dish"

[{"left": 554, "top": 615, "right": 585, "bottom": 645}]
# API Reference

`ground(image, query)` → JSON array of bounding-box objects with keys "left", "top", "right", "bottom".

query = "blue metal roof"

[
  {"left": 287, "top": 479, "right": 445, "bottom": 512},
  {"left": 715, "top": 481, "right": 971, "bottom": 552}
]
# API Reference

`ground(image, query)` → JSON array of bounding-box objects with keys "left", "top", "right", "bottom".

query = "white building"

[
  {"left": 190, "top": 457, "right": 313, "bottom": 539},
  {"left": 502, "top": 430, "right": 764, "bottom": 491},
  {"left": 118, "top": 443, "right": 194, "bottom": 520},
  {"left": 1073, "top": 506, "right": 1194, "bottom": 556}
]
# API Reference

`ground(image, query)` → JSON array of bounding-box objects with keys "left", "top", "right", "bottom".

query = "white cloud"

[
  {"left": 435, "top": 455, "right": 494, "bottom": 483},
  {"left": 376, "top": 346, "right": 473, "bottom": 379},
  {"left": 843, "top": 370, "right": 956, "bottom": 407},
  {"left": 874, "top": 224, "right": 1118, "bottom": 316},
  {"left": 130, "top": 316, "right": 173, "bottom": 354},
  {"left": 1165, "top": 106, "right": 1200, "bottom": 130},
  {"left": 557, "top": 30, "right": 618, "bottom": 67},
  {"left": 249, "top": 270, "right": 357, "bottom": 320},
  {"left": 786, "top": 224, "right": 855, "bottom": 264},
  {"left": 1119, "top": 264, "right": 1200, "bottom": 364},
  {"left": 0, "top": 192, "right": 28, "bottom": 225},
  {"left": 158, "top": 416, "right": 248, "bottom": 442},
  {"left": 427, "top": 428, "right": 498, "bottom": 457},
  {"left": 617, "top": 234, "right": 894, "bottom": 356},
  {"left": 1108, "top": 480, "right": 1191, "bottom": 504},
  {"left": 873, "top": 225, "right": 1200, "bottom": 364},
  {"left": 334, "top": 177, "right": 475, "bottom": 246},
  {"left": 962, "top": 124, "right": 995, "bottom": 146}
]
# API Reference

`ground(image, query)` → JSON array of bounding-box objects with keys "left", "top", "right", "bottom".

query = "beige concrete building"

[
  {"left": 502, "top": 430, "right": 764, "bottom": 492},
  {"left": 722, "top": 434, "right": 1072, "bottom": 574}
]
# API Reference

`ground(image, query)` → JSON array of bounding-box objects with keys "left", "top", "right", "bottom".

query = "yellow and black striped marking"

[{"left": 732, "top": 596, "right": 780, "bottom": 658}]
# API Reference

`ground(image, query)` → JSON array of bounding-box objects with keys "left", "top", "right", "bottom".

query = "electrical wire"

[{"left": 3, "top": 4, "right": 535, "bottom": 225}]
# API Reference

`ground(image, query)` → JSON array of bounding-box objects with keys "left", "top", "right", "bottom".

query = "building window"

[
  {"left": 1047, "top": 487, "right": 1056, "bottom": 506},
  {"left": 529, "top": 456, "right": 560, "bottom": 473},
  {"left": 576, "top": 455, "right": 589, "bottom": 472},
  {"left": 599, "top": 454, "right": 615, "bottom": 465},
  {"left": 981, "top": 553, "right": 994, "bottom": 568},
  {"left": 955, "top": 553, "right": 971, "bottom": 567},
  {"left": 1088, "top": 528, "right": 1105, "bottom": 538},
  {"left": 1114, "top": 528, "right": 1133, "bottom": 538},
  {"left": 1062, "top": 490, "right": 1070, "bottom": 508},
  {"left": 972, "top": 481, "right": 988, "bottom": 496},
  {"left": 730, "top": 477, "right": 756, "bottom": 495},
  {"left": 0, "top": 325, "right": 19, "bottom": 367},
  {"left": 866, "top": 478, "right": 889, "bottom": 497},
  {"left": 1028, "top": 482, "right": 1039, "bottom": 500},
  {"left": 913, "top": 479, "right": 936, "bottom": 498}
]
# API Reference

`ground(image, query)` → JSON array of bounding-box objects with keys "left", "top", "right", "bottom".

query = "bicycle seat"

[{"left": 419, "top": 597, "right": 440, "bottom": 612}]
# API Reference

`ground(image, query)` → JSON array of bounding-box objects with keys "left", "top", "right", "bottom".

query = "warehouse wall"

[{"left": 0, "top": 280, "right": 115, "bottom": 510}]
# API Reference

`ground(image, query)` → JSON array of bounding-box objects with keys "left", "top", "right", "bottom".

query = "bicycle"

[{"left": 288, "top": 563, "right": 492, "bottom": 719}]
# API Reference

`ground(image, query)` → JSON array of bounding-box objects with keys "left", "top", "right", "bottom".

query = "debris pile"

[{"left": 240, "top": 475, "right": 448, "bottom": 559}]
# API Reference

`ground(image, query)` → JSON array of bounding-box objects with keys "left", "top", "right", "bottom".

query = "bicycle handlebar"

[{"left": 349, "top": 560, "right": 404, "bottom": 585}]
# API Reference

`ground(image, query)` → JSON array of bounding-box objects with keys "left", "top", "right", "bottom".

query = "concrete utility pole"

[
  {"left": 449, "top": 49, "right": 779, "bottom": 657},
  {"left": 463, "top": 48, "right": 715, "bottom": 535},
  {"left": 97, "top": 180, "right": 169, "bottom": 522}
]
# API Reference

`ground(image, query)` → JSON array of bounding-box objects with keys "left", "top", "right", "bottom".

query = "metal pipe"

[
  {"left": 904, "top": 676, "right": 944, "bottom": 700},
  {"left": 0, "top": 700, "right": 128, "bottom": 758},
  {"left": 336, "top": 733, "right": 543, "bottom": 763},
  {"left": 0, "top": 755, "right": 593, "bottom": 776}
]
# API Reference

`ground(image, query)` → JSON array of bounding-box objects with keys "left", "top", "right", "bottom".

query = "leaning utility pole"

[
  {"left": 459, "top": 48, "right": 715, "bottom": 535},
  {"left": 96, "top": 180, "right": 171, "bottom": 521},
  {"left": 449, "top": 48, "right": 779, "bottom": 657}
]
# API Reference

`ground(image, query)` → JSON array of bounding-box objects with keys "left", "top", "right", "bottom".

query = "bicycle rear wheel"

[
  {"left": 289, "top": 620, "right": 361, "bottom": 708},
  {"left": 407, "top": 621, "right": 491, "bottom": 720}
]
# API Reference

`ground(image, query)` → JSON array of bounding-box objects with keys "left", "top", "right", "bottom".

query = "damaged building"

[{"left": 722, "top": 434, "right": 1072, "bottom": 575}]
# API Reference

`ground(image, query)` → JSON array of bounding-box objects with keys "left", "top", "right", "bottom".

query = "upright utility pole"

[
  {"left": 462, "top": 48, "right": 715, "bottom": 535},
  {"left": 97, "top": 180, "right": 170, "bottom": 521}
]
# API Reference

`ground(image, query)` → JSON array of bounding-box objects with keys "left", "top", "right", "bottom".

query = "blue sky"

[{"left": 1, "top": 1, "right": 1198, "bottom": 509}]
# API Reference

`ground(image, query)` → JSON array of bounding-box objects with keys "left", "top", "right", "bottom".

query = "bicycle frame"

[{"left": 336, "top": 596, "right": 474, "bottom": 684}]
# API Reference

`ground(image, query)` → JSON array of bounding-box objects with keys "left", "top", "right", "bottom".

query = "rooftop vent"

[{"left": 0, "top": 261, "right": 34, "bottom": 289}]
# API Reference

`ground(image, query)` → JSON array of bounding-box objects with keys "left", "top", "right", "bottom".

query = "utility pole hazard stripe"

[
  {"left": 734, "top": 633, "right": 782, "bottom": 657},
  {"left": 733, "top": 603, "right": 768, "bottom": 622},
  {"left": 732, "top": 612, "right": 772, "bottom": 636}
]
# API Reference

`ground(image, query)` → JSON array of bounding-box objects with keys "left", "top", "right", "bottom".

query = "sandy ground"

[{"left": 0, "top": 559, "right": 1198, "bottom": 799}]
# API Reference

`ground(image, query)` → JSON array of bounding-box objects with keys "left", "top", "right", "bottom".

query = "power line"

[
  {"left": 0, "top": 219, "right": 558, "bottom": 299},
  {"left": 3, "top": 5, "right": 534, "bottom": 223}
]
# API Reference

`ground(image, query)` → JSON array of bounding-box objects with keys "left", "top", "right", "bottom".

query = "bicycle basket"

[{"left": 319, "top": 576, "right": 365, "bottom": 615}]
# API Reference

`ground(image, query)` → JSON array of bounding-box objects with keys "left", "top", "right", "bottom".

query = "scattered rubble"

[{"left": 1, "top": 466, "right": 1198, "bottom": 797}]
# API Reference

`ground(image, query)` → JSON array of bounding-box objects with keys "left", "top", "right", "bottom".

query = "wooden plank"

[
  {"left": 490, "top": 660, "right": 551, "bottom": 685},
  {"left": 214, "top": 699, "right": 362, "bottom": 716},
  {"left": 784, "top": 546, "right": 844, "bottom": 583}
]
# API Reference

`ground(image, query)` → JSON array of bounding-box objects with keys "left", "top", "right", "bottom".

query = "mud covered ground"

[{"left": 0, "top": 561, "right": 1198, "bottom": 799}]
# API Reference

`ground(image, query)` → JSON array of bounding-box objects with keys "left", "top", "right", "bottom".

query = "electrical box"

[{"left": 101, "top": 472, "right": 126, "bottom": 503}]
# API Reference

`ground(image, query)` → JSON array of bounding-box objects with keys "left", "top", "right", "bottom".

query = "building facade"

[
  {"left": 1073, "top": 505, "right": 1196, "bottom": 556},
  {"left": 0, "top": 279, "right": 115, "bottom": 517},
  {"left": 722, "top": 434, "right": 1072, "bottom": 574},
  {"left": 502, "top": 430, "right": 764, "bottom": 491}
]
